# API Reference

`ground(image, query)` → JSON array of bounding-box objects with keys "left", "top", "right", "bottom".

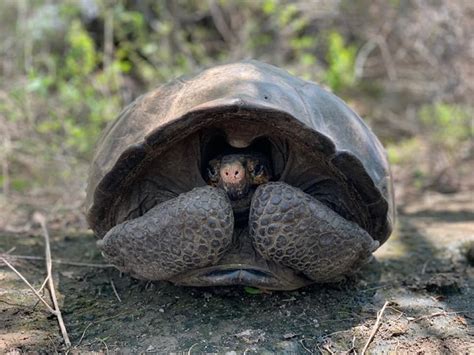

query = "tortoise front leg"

[
  {"left": 249, "top": 182, "right": 378, "bottom": 282},
  {"left": 98, "top": 186, "right": 234, "bottom": 280}
]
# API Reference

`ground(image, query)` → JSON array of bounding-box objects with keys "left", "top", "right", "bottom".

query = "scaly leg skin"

[
  {"left": 249, "top": 182, "right": 379, "bottom": 283},
  {"left": 98, "top": 186, "right": 234, "bottom": 280}
]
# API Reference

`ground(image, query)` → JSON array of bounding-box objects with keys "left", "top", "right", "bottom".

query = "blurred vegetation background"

[{"left": 0, "top": 0, "right": 472, "bottom": 231}]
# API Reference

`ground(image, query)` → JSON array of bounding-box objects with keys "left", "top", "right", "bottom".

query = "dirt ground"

[{"left": 1, "top": 190, "right": 473, "bottom": 353}]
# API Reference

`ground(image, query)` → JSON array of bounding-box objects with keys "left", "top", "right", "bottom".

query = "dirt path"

[{"left": 1, "top": 191, "right": 473, "bottom": 353}]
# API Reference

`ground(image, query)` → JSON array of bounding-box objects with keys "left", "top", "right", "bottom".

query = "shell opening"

[{"left": 200, "top": 129, "right": 284, "bottom": 183}]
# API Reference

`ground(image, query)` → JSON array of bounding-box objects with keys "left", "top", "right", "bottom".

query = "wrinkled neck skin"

[{"left": 229, "top": 193, "right": 254, "bottom": 223}]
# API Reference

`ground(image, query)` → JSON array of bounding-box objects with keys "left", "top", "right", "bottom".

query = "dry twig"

[
  {"left": 0, "top": 253, "right": 114, "bottom": 268},
  {"left": 322, "top": 342, "right": 335, "bottom": 355},
  {"left": 110, "top": 280, "right": 122, "bottom": 303},
  {"left": 187, "top": 341, "right": 201, "bottom": 354},
  {"left": 299, "top": 339, "right": 313, "bottom": 354},
  {"left": 411, "top": 311, "right": 471, "bottom": 322},
  {"left": 34, "top": 212, "right": 71, "bottom": 348},
  {"left": 37, "top": 274, "right": 50, "bottom": 293},
  {"left": 0, "top": 257, "right": 56, "bottom": 314},
  {"left": 0, "top": 213, "right": 72, "bottom": 348},
  {"left": 208, "top": 0, "right": 235, "bottom": 44},
  {"left": 76, "top": 322, "right": 93, "bottom": 347},
  {"left": 361, "top": 301, "right": 390, "bottom": 355},
  {"left": 97, "top": 337, "right": 109, "bottom": 354},
  {"left": 421, "top": 260, "right": 429, "bottom": 274}
]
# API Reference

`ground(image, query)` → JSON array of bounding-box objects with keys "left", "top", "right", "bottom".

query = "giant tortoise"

[{"left": 86, "top": 60, "right": 394, "bottom": 290}]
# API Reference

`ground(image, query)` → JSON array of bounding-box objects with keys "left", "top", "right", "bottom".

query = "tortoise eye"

[
  {"left": 207, "top": 166, "right": 218, "bottom": 180},
  {"left": 253, "top": 164, "right": 264, "bottom": 175}
]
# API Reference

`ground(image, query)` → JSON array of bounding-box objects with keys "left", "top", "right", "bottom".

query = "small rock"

[
  {"left": 276, "top": 340, "right": 301, "bottom": 352},
  {"left": 146, "top": 345, "right": 155, "bottom": 352},
  {"left": 425, "top": 274, "right": 461, "bottom": 295},
  {"left": 464, "top": 241, "right": 474, "bottom": 266},
  {"left": 235, "top": 329, "right": 265, "bottom": 344},
  {"left": 60, "top": 271, "right": 76, "bottom": 279},
  {"left": 283, "top": 332, "right": 299, "bottom": 339}
]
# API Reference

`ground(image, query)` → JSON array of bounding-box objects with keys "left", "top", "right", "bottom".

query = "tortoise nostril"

[{"left": 235, "top": 171, "right": 239, "bottom": 176}]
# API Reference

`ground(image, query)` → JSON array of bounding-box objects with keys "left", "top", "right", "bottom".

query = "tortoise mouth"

[{"left": 172, "top": 264, "right": 310, "bottom": 290}]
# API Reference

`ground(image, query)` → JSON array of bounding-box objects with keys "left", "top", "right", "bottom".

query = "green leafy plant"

[
  {"left": 324, "top": 31, "right": 357, "bottom": 91},
  {"left": 419, "top": 102, "right": 472, "bottom": 151}
]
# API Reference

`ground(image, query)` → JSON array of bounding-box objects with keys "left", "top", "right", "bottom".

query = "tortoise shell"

[{"left": 86, "top": 60, "right": 394, "bottom": 252}]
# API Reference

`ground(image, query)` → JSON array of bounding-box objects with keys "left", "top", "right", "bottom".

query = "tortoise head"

[{"left": 206, "top": 153, "right": 273, "bottom": 202}]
